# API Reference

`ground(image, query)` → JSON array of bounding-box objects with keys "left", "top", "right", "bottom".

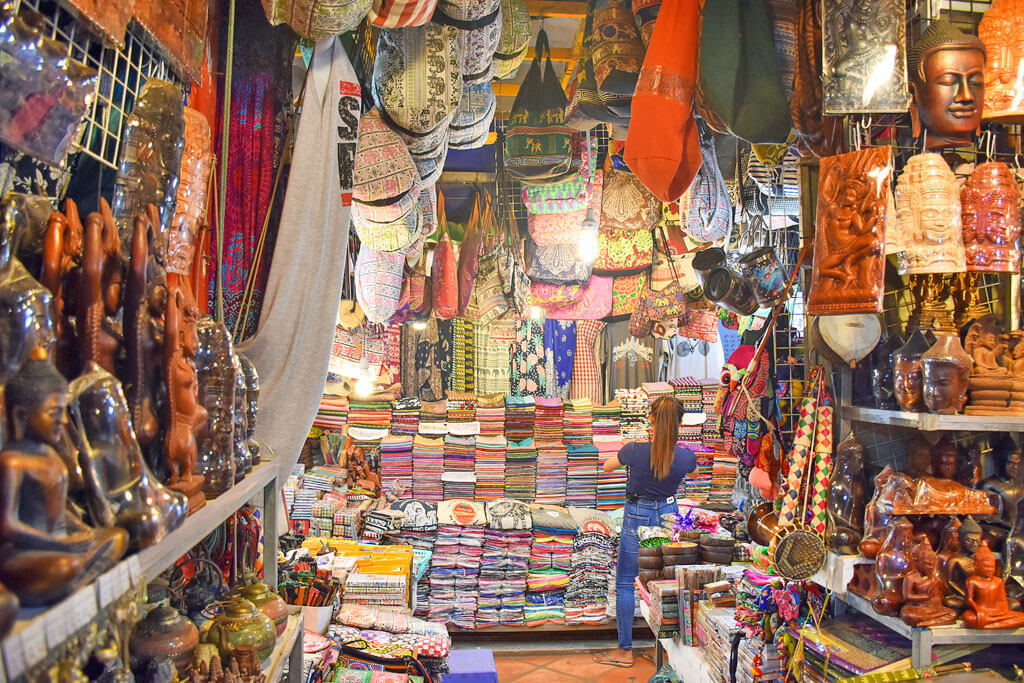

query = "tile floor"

[{"left": 493, "top": 652, "right": 657, "bottom": 682}]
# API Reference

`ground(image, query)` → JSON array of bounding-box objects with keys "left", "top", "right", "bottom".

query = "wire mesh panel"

[{"left": 11, "top": 0, "right": 182, "bottom": 171}]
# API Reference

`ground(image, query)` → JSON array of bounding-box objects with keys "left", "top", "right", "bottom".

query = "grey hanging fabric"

[{"left": 238, "top": 37, "right": 360, "bottom": 476}]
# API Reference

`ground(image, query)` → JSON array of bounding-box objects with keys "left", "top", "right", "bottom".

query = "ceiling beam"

[
  {"left": 525, "top": 46, "right": 574, "bottom": 62},
  {"left": 525, "top": 0, "right": 587, "bottom": 17}
]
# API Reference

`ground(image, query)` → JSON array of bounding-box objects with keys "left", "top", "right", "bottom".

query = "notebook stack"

[
  {"left": 411, "top": 435, "right": 445, "bottom": 502},
  {"left": 391, "top": 397, "right": 420, "bottom": 435},
  {"left": 595, "top": 434, "right": 627, "bottom": 510},
  {"left": 697, "top": 603, "right": 741, "bottom": 683},
  {"left": 566, "top": 442, "right": 599, "bottom": 508},
  {"left": 504, "top": 396, "right": 536, "bottom": 441},
  {"left": 564, "top": 509, "right": 615, "bottom": 624},
  {"left": 313, "top": 394, "right": 348, "bottom": 429},
  {"left": 533, "top": 397, "right": 564, "bottom": 443},
  {"left": 616, "top": 389, "right": 650, "bottom": 441},
  {"left": 504, "top": 437, "right": 538, "bottom": 502},
  {"left": 563, "top": 398, "right": 593, "bottom": 443},
  {"left": 380, "top": 434, "right": 414, "bottom": 494},
  {"left": 473, "top": 435, "right": 507, "bottom": 502},
  {"left": 534, "top": 441, "right": 568, "bottom": 505},
  {"left": 442, "top": 435, "right": 476, "bottom": 500}
]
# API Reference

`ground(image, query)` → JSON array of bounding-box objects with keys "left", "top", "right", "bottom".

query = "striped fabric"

[{"left": 369, "top": 0, "right": 437, "bottom": 26}]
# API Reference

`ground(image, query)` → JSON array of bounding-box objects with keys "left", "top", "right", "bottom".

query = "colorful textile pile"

[
  {"left": 411, "top": 436, "right": 445, "bottom": 503},
  {"left": 380, "top": 434, "right": 414, "bottom": 493},
  {"left": 429, "top": 516, "right": 485, "bottom": 629},
  {"left": 442, "top": 435, "right": 476, "bottom": 500},
  {"left": 565, "top": 507, "right": 616, "bottom": 624},
  {"left": 504, "top": 438, "right": 538, "bottom": 502},
  {"left": 566, "top": 442, "right": 599, "bottom": 508},
  {"left": 391, "top": 397, "right": 420, "bottom": 435},
  {"left": 478, "top": 527, "right": 532, "bottom": 627},
  {"left": 504, "top": 396, "right": 535, "bottom": 441},
  {"left": 343, "top": 573, "right": 408, "bottom": 610},
  {"left": 595, "top": 434, "right": 627, "bottom": 510},
  {"left": 617, "top": 388, "right": 650, "bottom": 441},
  {"left": 563, "top": 398, "right": 593, "bottom": 443},
  {"left": 685, "top": 443, "right": 714, "bottom": 504},
  {"left": 388, "top": 500, "right": 439, "bottom": 617},
  {"left": 333, "top": 507, "right": 361, "bottom": 540},
  {"left": 313, "top": 394, "right": 348, "bottom": 429},
  {"left": 671, "top": 377, "right": 703, "bottom": 412},
  {"left": 348, "top": 399, "right": 394, "bottom": 429},
  {"left": 709, "top": 445, "right": 738, "bottom": 506},
  {"left": 473, "top": 435, "right": 507, "bottom": 502},
  {"left": 525, "top": 505, "right": 576, "bottom": 625},
  {"left": 701, "top": 379, "right": 723, "bottom": 445},
  {"left": 533, "top": 397, "right": 564, "bottom": 442},
  {"left": 535, "top": 441, "right": 568, "bottom": 505},
  {"left": 419, "top": 400, "right": 448, "bottom": 433},
  {"left": 446, "top": 395, "right": 477, "bottom": 423},
  {"left": 593, "top": 402, "right": 621, "bottom": 437},
  {"left": 476, "top": 395, "right": 505, "bottom": 436}
]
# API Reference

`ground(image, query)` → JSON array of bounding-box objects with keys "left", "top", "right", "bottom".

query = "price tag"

[
  {"left": 112, "top": 563, "right": 130, "bottom": 599},
  {"left": 127, "top": 556, "right": 143, "bottom": 588},
  {"left": 68, "top": 586, "right": 98, "bottom": 632},
  {"left": 97, "top": 569, "right": 117, "bottom": 608},
  {"left": 20, "top": 620, "right": 46, "bottom": 669},
  {"left": 43, "top": 607, "right": 68, "bottom": 649},
  {"left": 2, "top": 633, "right": 25, "bottom": 680}
]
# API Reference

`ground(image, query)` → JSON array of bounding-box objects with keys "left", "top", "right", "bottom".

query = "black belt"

[{"left": 625, "top": 493, "right": 675, "bottom": 504}]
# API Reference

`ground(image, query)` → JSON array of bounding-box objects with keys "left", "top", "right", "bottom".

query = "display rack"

[
  {"left": 264, "top": 610, "right": 304, "bottom": 682},
  {"left": 842, "top": 406, "right": 1024, "bottom": 433},
  {"left": 638, "top": 601, "right": 714, "bottom": 683},
  {"left": 0, "top": 461, "right": 295, "bottom": 681}
]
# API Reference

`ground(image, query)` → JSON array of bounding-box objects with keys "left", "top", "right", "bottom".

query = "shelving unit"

[
  {"left": 0, "top": 461, "right": 293, "bottom": 681},
  {"left": 810, "top": 552, "right": 1024, "bottom": 668},
  {"left": 264, "top": 611, "right": 304, "bottom": 682},
  {"left": 842, "top": 405, "right": 1024, "bottom": 432}
]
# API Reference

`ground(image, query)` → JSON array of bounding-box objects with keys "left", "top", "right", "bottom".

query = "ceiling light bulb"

[
  {"left": 355, "top": 376, "right": 373, "bottom": 396},
  {"left": 530, "top": 305, "right": 543, "bottom": 320},
  {"left": 412, "top": 321, "right": 427, "bottom": 330}
]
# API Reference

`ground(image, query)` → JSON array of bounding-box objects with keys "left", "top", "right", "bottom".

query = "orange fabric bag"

[{"left": 623, "top": 0, "right": 701, "bottom": 203}]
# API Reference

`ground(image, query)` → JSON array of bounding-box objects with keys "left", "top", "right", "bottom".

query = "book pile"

[
  {"left": 442, "top": 435, "right": 476, "bottom": 500},
  {"left": 380, "top": 434, "right": 414, "bottom": 493},
  {"left": 411, "top": 435, "right": 445, "bottom": 502},
  {"left": 505, "top": 437, "right": 538, "bottom": 502},
  {"left": 595, "top": 434, "right": 627, "bottom": 510},
  {"left": 473, "top": 435, "right": 507, "bottom": 502},
  {"left": 390, "top": 397, "right": 420, "bottom": 435},
  {"left": 736, "top": 639, "right": 781, "bottom": 683},
  {"left": 646, "top": 579, "right": 681, "bottom": 638},
  {"left": 566, "top": 442, "right": 599, "bottom": 508},
  {"left": 504, "top": 396, "right": 536, "bottom": 441},
  {"left": 534, "top": 442, "right": 568, "bottom": 505}
]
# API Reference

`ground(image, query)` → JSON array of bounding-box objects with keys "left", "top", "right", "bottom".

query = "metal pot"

[
  {"left": 129, "top": 602, "right": 199, "bottom": 679},
  {"left": 202, "top": 596, "right": 276, "bottom": 675}
]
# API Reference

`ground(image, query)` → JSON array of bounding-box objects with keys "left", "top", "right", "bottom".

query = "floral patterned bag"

[
  {"left": 610, "top": 272, "right": 647, "bottom": 318},
  {"left": 521, "top": 138, "right": 596, "bottom": 214},
  {"left": 524, "top": 239, "right": 594, "bottom": 285},
  {"left": 492, "top": 0, "right": 531, "bottom": 78},
  {"left": 527, "top": 210, "right": 585, "bottom": 246},
  {"left": 434, "top": 0, "right": 503, "bottom": 84},
  {"left": 600, "top": 166, "right": 661, "bottom": 231},
  {"left": 356, "top": 246, "right": 406, "bottom": 324},
  {"left": 530, "top": 281, "right": 584, "bottom": 307},
  {"left": 260, "top": 0, "right": 371, "bottom": 40},
  {"left": 545, "top": 274, "right": 613, "bottom": 320},
  {"left": 593, "top": 228, "right": 653, "bottom": 274}
]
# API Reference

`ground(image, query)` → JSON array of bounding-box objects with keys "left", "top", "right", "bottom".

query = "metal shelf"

[
  {"left": 843, "top": 405, "right": 1024, "bottom": 432},
  {"left": 263, "top": 611, "right": 304, "bottom": 683},
  {"left": 0, "top": 462, "right": 279, "bottom": 681}
]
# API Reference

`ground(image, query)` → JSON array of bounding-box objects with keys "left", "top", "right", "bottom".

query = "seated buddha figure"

[
  {"left": 963, "top": 540, "right": 1024, "bottom": 628},
  {"left": 962, "top": 162, "right": 1021, "bottom": 273},
  {"left": 893, "top": 153, "right": 966, "bottom": 274},
  {"left": 901, "top": 537, "right": 958, "bottom": 626},
  {"left": 0, "top": 350, "right": 127, "bottom": 606},
  {"left": 945, "top": 516, "right": 985, "bottom": 610}
]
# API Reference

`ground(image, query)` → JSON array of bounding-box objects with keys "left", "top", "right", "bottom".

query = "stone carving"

[{"left": 963, "top": 540, "right": 1024, "bottom": 628}]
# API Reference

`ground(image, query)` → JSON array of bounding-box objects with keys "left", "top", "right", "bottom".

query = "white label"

[
  {"left": 20, "top": 620, "right": 46, "bottom": 668},
  {"left": 2, "top": 633, "right": 25, "bottom": 680},
  {"left": 97, "top": 570, "right": 117, "bottom": 608},
  {"left": 69, "top": 587, "right": 98, "bottom": 632},
  {"left": 43, "top": 607, "right": 67, "bottom": 649},
  {"left": 112, "top": 563, "right": 130, "bottom": 599}
]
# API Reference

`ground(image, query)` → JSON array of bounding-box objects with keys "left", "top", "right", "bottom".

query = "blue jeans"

[{"left": 617, "top": 497, "right": 679, "bottom": 650}]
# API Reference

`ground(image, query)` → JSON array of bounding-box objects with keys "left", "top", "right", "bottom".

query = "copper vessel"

[
  {"left": 202, "top": 596, "right": 276, "bottom": 675},
  {"left": 129, "top": 603, "right": 199, "bottom": 679},
  {"left": 236, "top": 580, "right": 289, "bottom": 637}
]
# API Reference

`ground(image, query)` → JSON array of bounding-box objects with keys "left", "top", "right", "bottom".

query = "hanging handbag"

[
  {"left": 356, "top": 245, "right": 406, "bottom": 324},
  {"left": 260, "top": 0, "right": 371, "bottom": 40},
  {"left": 450, "top": 82, "right": 497, "bottom": 150},
  {"left": 530, "top": 281, "right": 585, "bottom": 307},
  {"left": 492, "top": 0, "right": 531, "bottom": 78},
  {"left": 522, "top": 138, "right": 597, "bottom": 214},
  {"left": 373, "top": 23, "right": 462, "bottom": 136},
  {"left": 457, "top": 190, "right": 485, "bottom": 315},
  {"left": 524, "top": 239, "right": 593, "bottom": 285},
  {"left": 564, "top": 0, "right": 629, "bottom": 134},
  {"left": 593, "top": 228, "right": 654, "bottom": 275},
  {"left": 591, "top": 0, "right": 644, "bottom": 102},
  {"left": 680, "top": 122, "right": 732, "bottom": 243},
  {"left": 610, "top": 272, "right": 647, "bottom": 318},
  {"left": 504, "top": 30, "right": 574, "bottom": 183},
  {"left": 338, "top": 639, "right": 433, "bottom": 681},
  {"left": 632, "top": 0, "right": 659, "bottom": 45},
  {"left": 544, "top": 274, "right": 613, "bottom": 320},
  {"left": 600, "top": 166, "right": 661, "bottom": 231},
  {"left": 527, "top": 210, "right": 586, "bottom": 246},
  {"left": 431, "top": 191, "right": 459, "bottom": 319},
  {"left": 433, "top": 0, "right": 503, "bottom": 84}
]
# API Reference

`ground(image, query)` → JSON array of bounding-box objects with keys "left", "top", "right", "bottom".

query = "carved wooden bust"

[
  {"left": 893, "top": 153, "right": 966, "bottom": 274},
  {"left": 921, "top": 333, "right": 972, "bottom": 413},
  {"left": 962, "top": 162, "right": 1021, "bottom": 272},
  {"left": 978, "top": 0, "right": 1024, "bottom": 122}
]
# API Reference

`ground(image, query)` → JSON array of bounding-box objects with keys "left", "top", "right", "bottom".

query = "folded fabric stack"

[
  {"left": 566, "top": 442, "right": 599, "bottom": 508},
  {"left": 534, "top": 441, "right": 568, "bottom": 505},
  {"left": 329, "top": 605, "right": 451, "bottom": 681},
  {"left": 685, "top": 444, "right": 714, "bottom": 504},
  {"left": 313, "top": 394, "right": 349, "bottom": 429},
  {"left": 442, "top": 435, "right": 476, "bottom": 500},
  {"left": 565, "top": 508, "right": 616, "bottom": 624},
  {"left": 287, "top": 487, "right": 317, "bottom": 527},
  {"left": 380, "top": 434, "right": 414, "bottom": 494},
  {"left": 391, "top": 397, "right": 421, "bottom": 435},
  {"left": 504, "top": 437, "right": 538, "bottom": 502},
  {"left": 533, "top": 396, "right": 564, "bottom": 443},
  {"left": 616, "top": 389, "right": 650, "bottom": 441},
  {"left": 333, "top": 507, "right": 361, "bottom": 541},
  {"left": 669, "top": 377, "right": 703, "bottom": 411},
  {"left": 430, "top": 504, "right": 486, "bottom": 629},
  {"left": 311, "top": 497, "right": 340, "bottom": 537},
  {"left": 343, "top": 573, "right": 408, "bottom": 611},
  {"left": 473, "top": 435, "right": 507, "bottom": 502},
  {"left": 702, "top": 379, "right": 723, "bottom": 445},
  {"left": 593, "top": 401, "right": 621, "bottom": 437},
  {"left": 563, "top": 398, "right": 593, "bottom": 443},
  {"left": 419, "top": 399, "right": 448, "bottom": 434},
  {"left": 387, "top": 499, "right": 439, "bottom": 617},
  {"left": 642, "top": 381, "right": 674, "bottom": 401},
  {"left": 709, "top": 445, "right": 738, "bottom": 506},
  {"left": 476, "top": 395, "right": 506, "bottom": 436},
  {"left": 525, "top": 505, "right": 577, "bottom": 625},
  {"left": 595, "top": 434, "right": 627, "bottom": 510},
  {"left": 482, "top": 499, "right": 533, "bottom": 627},
  {"left": 504, "top": 396, "right": 535, "bottom": 441},
  {"left": 446, "top": 395, "right": 477, "bottom": 423},
  {"left": 412, "top": 435, "right": 445, "bottom": 502},
  {"left": 348, "top": 399, "right": 394, "bottom": 429},
  {"left": 524, "top": 590, "right": 566, "bottom": 626}
]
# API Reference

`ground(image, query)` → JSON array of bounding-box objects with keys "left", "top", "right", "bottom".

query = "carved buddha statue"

[
  {"left": 893, "top": 153, "right": 966, "bottom": 274},
  {"left": 67, "top": 363, "right": 187, "bottom": 552},
  {"left": 936, "top": 516, "right": 961, "bottom": 595},
  {"left": 958, "top": 439, "right": 985, "bottom": 489},
  {"left": 900, "top": 537, "right": 958, "bottom": 626},
  {"left": 981, "top": 437, "right": 1024, "bottom": 531},
  {"left": 921, "top": 333, "right": 972, "bottom": 413},
  {"left": 860, "top": 466, "right": 915, "bottom": 558},
  {"left": 39, "top": 198, "right": 83, "bottom": 346},
  {"left": 908, "top": 20, "right": 987, "bottom": 148},
  {"left": 963, "top": 540, "right": 1024, "bottom": 628},
  {"left": 826, "top": 433, "right": 867, "bottom": 555},
  {"left": 873, "top": 516, "right": 916, "bottom": 616},
  {"left": 78, "top": 202, "right": 123, "bottom": 375},
  {"left": 894, "top": 330, "right": 936, "bottom": 411},
  {"left": 871, "top": 334, "right": 903, "bottom": 409},
  {"left": 978, "top": 0, "right": 1024, "bottom": 122},
  {"left": 239, "top": 354, "right": 262, "bottom": 464},
  {"left": 164, "top": 287, "right": 207, "bottom": 512},
  {"left": 0, "top": 351, "right": 128, "bottom": 606},
  {"left": 945, "top": 515, "right": 984, "bottom": 610},
  {"left": 906, "top": 432, "right": 934, "bottom": 478},
  {"left": 952, "top": 272, "right": 992, "bottom": 329},
  {"left": 962, "top": 162, "right": 1021, "bottom": 272},
  {"left": 965, "top": 315, "right": 1009, "bottom": 376},
  {"left": 194, "top": 316, "right": 236, "bottom": 497}
]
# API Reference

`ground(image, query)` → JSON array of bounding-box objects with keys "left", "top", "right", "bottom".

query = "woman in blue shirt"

[{"left": 594, "top": 396, "right": 696, "bottom": 668}]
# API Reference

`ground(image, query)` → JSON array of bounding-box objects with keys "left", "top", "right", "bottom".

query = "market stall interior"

[{"left": 2, "top": 0, "right": 1024, "bottom": 681}]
